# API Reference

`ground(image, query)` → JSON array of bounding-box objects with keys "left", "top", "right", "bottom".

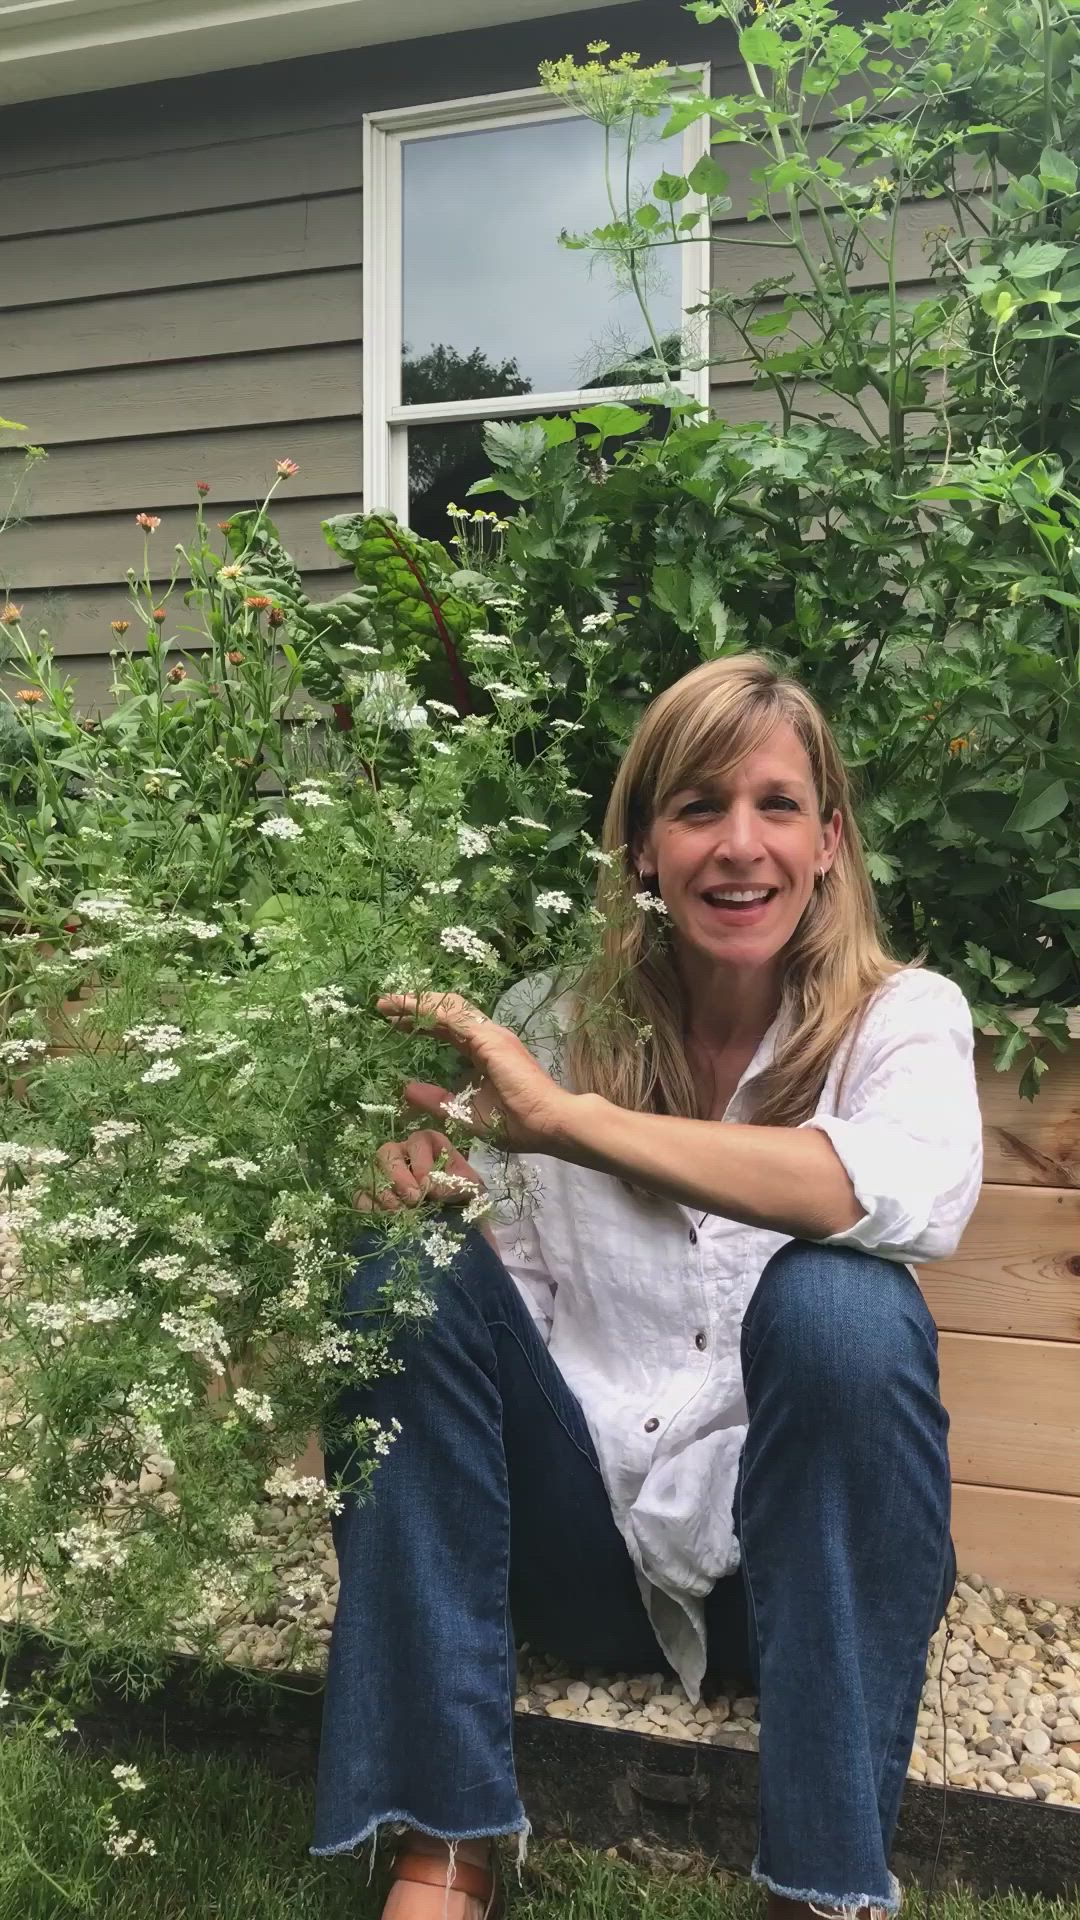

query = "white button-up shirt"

[{"left": 471, "top": 968, "right": 983, "bottom": 1700}]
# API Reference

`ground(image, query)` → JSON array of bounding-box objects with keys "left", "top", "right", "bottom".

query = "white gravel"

[
  {"left": 4, "top": 1483, "right": 1080, "bottom": 1808},
  {"left": 214, "top": 1516, "right": 1080, "bottom": 1808}
]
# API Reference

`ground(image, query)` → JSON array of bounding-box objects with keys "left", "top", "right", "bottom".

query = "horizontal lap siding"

[{"left": 4, "top": 1, "right": 924, "bottom": 685}]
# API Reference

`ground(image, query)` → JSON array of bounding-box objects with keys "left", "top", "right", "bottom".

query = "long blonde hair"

[{"left": 564, "top": 654, "right": 901, "bottom": 1127}]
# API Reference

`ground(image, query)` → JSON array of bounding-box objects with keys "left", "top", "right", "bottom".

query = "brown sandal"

[{"left": 391, "top": 1851, "right": 504, "bottom": 1920}]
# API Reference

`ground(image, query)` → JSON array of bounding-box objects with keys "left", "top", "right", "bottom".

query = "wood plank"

[
  {"left": 977, "top": 1037, "right": 1080, "bottom": 1189},
  {"left": 0, "top": 193, "right": 362, "bottom": 309},
  {"left": 1, "top": 498, "right": 358, "bottom": 592},
  {"left": 919, "top": 1185, "right": 1080, "bottom": 1342},
  {"left": 0, "top": 125, "right": 363, "bottom": 240},
  {"left": 3, "top": 344, "right": 362, "bottom": 449},
  {"left": 0, "top": 268, "right": 363, "bottom": 379},
  {"left": 952, "top": 1482, "right": 1080, "bottom": 1602},
  {"left": 6, "top": 573, "right": 350, "bottom": 660},
  {"left": 0, "top": 421, "right": 362, "bottom": 519},
  {"left": 940, "top": 1331, "right": 1080, "bottom": 1497}
]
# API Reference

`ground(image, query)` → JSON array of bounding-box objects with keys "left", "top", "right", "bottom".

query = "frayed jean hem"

[
  {"left": 751, "top": 1859, "right": 903, "bottom": 1916},
  {"left": 310, "top": 1810, "right": 531, "bottom": 1864}
]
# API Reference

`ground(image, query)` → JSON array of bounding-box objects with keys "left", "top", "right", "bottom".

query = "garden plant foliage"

[{"left": 0, "top": 0, "right": 1078, "bottom": 1875}]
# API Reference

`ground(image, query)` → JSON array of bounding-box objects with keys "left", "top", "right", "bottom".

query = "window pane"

[
  {"left": 406, "top": 421, "right": 519, "bottom": 544},
  {"left": 402, "top": 115, "right": 682, "bottom": 404}
]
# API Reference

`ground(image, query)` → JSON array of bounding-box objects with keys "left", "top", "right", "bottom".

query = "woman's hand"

[
  {"left": 375, "top": 991, "right": 574, "bottom": 1156},
  {"left": 353, "top": 1127, "right": 484, "bottom": 1215}
]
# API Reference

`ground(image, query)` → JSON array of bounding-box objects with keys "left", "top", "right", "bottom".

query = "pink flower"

[
  {"left": 275, "top": 458, "right": 299, "bottom": 480},
  {"left": 196, "top": 480, "right": 211, "bottom": 496},
  {"left": 135, "top": 512, "right": 161, "bottom": 532}
]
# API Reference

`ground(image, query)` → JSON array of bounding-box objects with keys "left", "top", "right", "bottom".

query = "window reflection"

[
  {"left": 407, "top": 421, "right": 519, "bottom": 544},
  {"left": 402, "top": 115, "right": 681, "bottom": 402}
]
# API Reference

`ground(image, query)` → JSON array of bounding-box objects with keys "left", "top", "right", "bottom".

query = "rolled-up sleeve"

[{"left": 799, "top": 972, "right": 983, "bottom": 1264}]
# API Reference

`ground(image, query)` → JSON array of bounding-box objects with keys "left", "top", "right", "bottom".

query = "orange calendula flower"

[
  {"left": 166, "top": 664, "right": 187, "bottom": 684},
  {"left": 135, "top": 512, "right": 161, "bottom": 532},
  {"left": 275, "top": 458, "right": 299, "bottom": 479},
  {"left": 111, "top": 619, "right": 130, "bottom": 636},
  {"left": 244, "top": 595, "right": 273, "bottom": 611},
  {"left": 227, "top": 650, "right": 245, "bottom": 665},
  {"left": 217, "top": 520, "right": 233, "bottom": 534},
  {"left": 948, "top": 736, "right": 970, "bottom": 755},
  {"left": 268, "top": 607, "right": 285, "bottom": 629},
  {"left": 1, "top": 603, "right": 22, "bottom": 625},
  {"left": 15, "top": 688, "right": 43, "bottom": 704},
  {"left": 152, "top": 608, "right": 167, "bottom": 624}
]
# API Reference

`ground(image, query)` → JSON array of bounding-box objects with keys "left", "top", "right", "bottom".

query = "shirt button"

[
  {"left": 644, "top": 1416, "right": 660, "bottom": 1433},
  {"left": 689, "top": 1227, "right": 698, "bottom": 1245},
  {"left": 695, "top": 1331, "right": 707, "bottom": 1352}
]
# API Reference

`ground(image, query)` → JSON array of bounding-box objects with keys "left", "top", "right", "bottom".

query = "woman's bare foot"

[{"left": 382, "top": 1832, "right": 494, "bottom": 1920}]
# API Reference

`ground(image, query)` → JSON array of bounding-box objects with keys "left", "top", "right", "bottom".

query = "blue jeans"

[{"left": 313, "top": 1226, "right": 955, "bottom": 1913}]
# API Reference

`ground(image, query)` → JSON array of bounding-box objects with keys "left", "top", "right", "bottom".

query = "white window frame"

[{"left": 363, "top": 74, "right": 713, "bottom": 521}]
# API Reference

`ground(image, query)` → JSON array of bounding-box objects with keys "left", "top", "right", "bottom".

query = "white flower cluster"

[
  {"left": 480, "top": 681, "right": 526, "bottom": 702},
  {"left": 0, "top": 1141, "right": 69, "bottom": 1169},
  {"left": 359, "top": 669, "right": 427, "bottom": 732},
  {"left": 354, "top": 1414, "right": 403, "bottom": 1459},
  {"left": 441, "top": 1084, "right": 480, "bottom": 1127},
  {"left": 581, "top": 611, "right": 614, "bottom": 632},
  {"left": 585, "top": 846, "right": 617, "bottom": 868},
  {"left": 421, "top": 1223, "right": 462, "bottom": 1268},
  {"left": 0, "top": 1036, "right": 47, "bottom": 1066},
  {"left": 49, "top": 1207, "right": 137, "bottom": 1247},
  {"left": 23, "top": 1292, "right": 135, "bottom": 1335},
  {"left": 536, "top": 890, "right": 573, "bottom": 915},
  {"left": 457, "top": 825, "right": 491, "bottom": 858},
  {"left": 468, "top": 634, "right": 512, "bottom": 652},
  {"left": 104, "top": 1816, "right": 156, "bottom": 1860},
  {"left": 160, "top": 1307, "right": 230, "bottom": 1376},
  {"left": 207, "top": 1156, "right": 260, "bottom": 1181},
  {"left": 142, "top": 1057, "right": 181, "bottom": 1085},
  {"left": 302, "top": 986, "right": 349, "bottom": 1018},
  {"left": 91, "top": 1120, "right": 140, "bottom": 1156},
  {"left": 440, "top": 925, "right": 496, "bottom": 967},
  {"left": 258, "top": 814, "right": 304, "bottom": 841},
  {"left": 634, "top": 891, "right": 670, "bottom": 915},
  {"left": 111, "top": 1764, "right": 147, "bottom": 1794},
  {"left": 196, "top": 1034, "right": 247, "bottom": 1064},
  {"left": 137, "top": 1253, "right": 188, "bottom": 1285},
  {"left": 264, "top": 1467, "right": 343, "bottom": 1515},
  {"left": 427, "top": 699, "right": 459, "bottom": 718},
  {"left": 124, "top": 1022, "right": 185, "bottom": 1055},
  {"left": 233, "top": 1386, "right": 275, "bottom": 1426},
  {"left": 510, "top": 815, "right": 546, "bottom": 832},
  {"left": 189, "top": 1261, "right": 241, "bottom": 1298},
  {"left": 56, "top": 1520, "right": 130, "bottom": 1573},
  {"left": 291, "top": 779, "right": 335, "bottom": 809},
  {"left": 158, "top": 1132, "right": 211, "bottom": 1183},
  {"left": 297, "top": 1323, "right": 356, "bottom": 1370},
  {"left": 422, "top": 878, "right": 461, "bottom": 896}
]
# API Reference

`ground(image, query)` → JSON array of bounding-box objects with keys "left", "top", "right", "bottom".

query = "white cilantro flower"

[
  {"left": 536, "top": 890, "right": 573, "bottom": 915},
  {"left": 258, "top": 815, "right": 304, "bottom": 841},
  {"left": 440, "top": 926, "right": 497, "bottom": 967}
]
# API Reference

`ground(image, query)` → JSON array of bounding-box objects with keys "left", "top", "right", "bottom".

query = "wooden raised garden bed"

[{"left": 921, "top": 1025, "right": 1080, "bottom": 1602}]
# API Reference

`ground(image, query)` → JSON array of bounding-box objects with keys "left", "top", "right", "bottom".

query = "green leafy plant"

[{"left": 460, "top": 0, "right": 1080, "bottom": 1094}]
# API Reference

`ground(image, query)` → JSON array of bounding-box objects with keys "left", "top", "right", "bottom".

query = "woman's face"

[{"left": 636, "top": 721, "right": 842, "bottom": 975}]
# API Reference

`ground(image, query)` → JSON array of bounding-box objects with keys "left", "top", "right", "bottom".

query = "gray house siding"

[{"left": 0, "top": 1, "right": 944, "bottom": 703}]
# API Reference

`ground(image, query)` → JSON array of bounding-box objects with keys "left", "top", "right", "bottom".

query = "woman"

[{"left": 313, "top": 655, "right": 983, "bottom": 1920}]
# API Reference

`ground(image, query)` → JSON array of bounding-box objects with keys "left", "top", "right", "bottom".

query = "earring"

[{"left": 816, "top": 866, "right": 826, "bottom": 882}]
